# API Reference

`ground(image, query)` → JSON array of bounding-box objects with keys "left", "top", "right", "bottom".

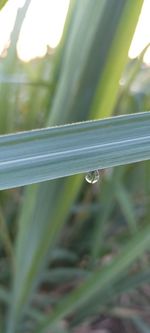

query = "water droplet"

[{"left": 85, "top": 170, "right": 100, "bottom": 184}]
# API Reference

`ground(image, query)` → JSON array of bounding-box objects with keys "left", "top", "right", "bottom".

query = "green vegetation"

[{"left": 0, "top": 1, "right": 150, "bottom": 333}]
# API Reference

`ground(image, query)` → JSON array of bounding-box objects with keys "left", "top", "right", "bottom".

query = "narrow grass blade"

[
  {"left": 35, "top": 223, "right": 150, "bottom": 333},
  {"left": 91, "top": 179, "right": 114, "bottom": 259},
  {"left": 0, "top": 208, "right": 14, "bottom": 261},
  {"left": 0, "top": 0, "right": 31, "bottom": 134},
  {"left": 69, "top": 268, "right": 150, "bottom": 325},
  {"left": 115, "top": 182, "right": 137, "bottom": 232},
  {"left": 6, "top": 0, "right": 31, "bottom": 66},
  {"left": 112, "top": 268, "right": 150, "bottom": 297},
  {"left": 91, "top": 0, "right": 144, "bottom": 119}
]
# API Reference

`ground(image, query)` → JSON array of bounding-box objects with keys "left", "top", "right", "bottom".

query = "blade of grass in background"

[
  {"left": 115, "top": 181, "right": 137, "bottom": 232},
  {"left": 91, "top": 175, "right": 115, "bottom": 259},
  {"left": 70, "top": 266, "right": 150, "bottom": 326},
  {"left": 115, "top": 43, "right": 150, "bottom": 116},
  {"left": 6, "top": 0, "right": 31, "bottom": 66},
  {"left": 0, "top": 207, "right": 13, "bottom": 259},
  {"left": 0, "top": 112, "right": 150, "bottom": 190},
  {"left": 0, "top": 0, "right": 31, "bottom": 133},
  {"left": 7, "top": 1, "right": 144, "bottom": 332},
  {"left": 90, "top": 0, "right": 144, "bottom": 119},
  {"left": 35, "top": 222, "right": 150, "bottom": 333}
]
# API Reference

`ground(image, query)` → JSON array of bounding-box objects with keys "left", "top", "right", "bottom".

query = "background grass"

[{"left": 0, "top": 1, "right": 150, "bottom": 333}]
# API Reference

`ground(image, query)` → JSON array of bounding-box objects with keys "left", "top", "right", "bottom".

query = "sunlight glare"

[
  {"left": 17, "top": 0, "right": 70, "bottom": 62},
  {"left": 0, "top": 0, "right": 20, "bottom": 55},
  {"left": 129, "top": 0, "right": 150, "bottom": 64},
  {"left": 0, "top": 0, "right": 149, "bottom": 64}
]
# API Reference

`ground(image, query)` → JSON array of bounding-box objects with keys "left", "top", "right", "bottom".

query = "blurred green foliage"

[{"left": 0, "top": 1, "right": 150, "bottom": 333}]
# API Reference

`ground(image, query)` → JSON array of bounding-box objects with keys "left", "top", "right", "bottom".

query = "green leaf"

[{"left": 0, "top": 112, "right": 150, "bottom": 190}]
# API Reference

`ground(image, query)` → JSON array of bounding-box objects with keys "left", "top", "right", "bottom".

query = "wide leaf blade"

[{"left": 0, "top": 112, "right": 150, "bottom": 190}]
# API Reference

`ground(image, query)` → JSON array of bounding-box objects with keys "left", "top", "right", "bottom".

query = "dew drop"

[{"left": 85, "top": 170, "right": 100, "bottom": 184}]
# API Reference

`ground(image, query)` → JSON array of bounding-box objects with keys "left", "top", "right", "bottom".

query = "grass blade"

[
  {"left": 0, "top": 112, "right": 150, "bottom": 190},
  {"left": 91, "top": 0, "right": 144, "bottom": 118},
  {"left": 35, "top": 222, "right": 150, "bottom": 332},
  {"left": 115, "top": 181, "right": 137, "bottom": 232}
]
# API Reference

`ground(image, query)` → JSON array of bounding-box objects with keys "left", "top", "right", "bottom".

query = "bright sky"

[
  {"left": 129, "top": 0, "right": 150, "bottom": 64},
  {"left": 0, "top": 0, "right": 149, "bottom": 63}
]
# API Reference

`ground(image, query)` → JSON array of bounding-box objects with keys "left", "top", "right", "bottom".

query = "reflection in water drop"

[{"left": 85, "top": 170, "right": 100, "bottom": 184}]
